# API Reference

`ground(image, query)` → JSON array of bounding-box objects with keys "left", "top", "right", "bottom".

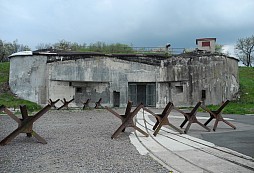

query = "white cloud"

[
  {"left": 222, "top": 44, "right": 247, "bottom": 66},
  {"left": 222, "top": 44, "right": 236, "bottom": 57}
]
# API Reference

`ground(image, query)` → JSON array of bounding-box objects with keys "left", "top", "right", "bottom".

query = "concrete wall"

[
  {"left": 190, "top": 55, "right": 239, "bottom": 105},
  {"left": 47, "top": 80, "right": 75, "bottom": 107},
  {"left": 47, "top": 57, "right": 160, "bottom": 107},
  {"left": 72, "top": 81, "right": 110, "bottom": 107},
  {"left": 9, "top": 53, "right": 239, "bottom": 108},
  {"left": 9, "top": 55, "right": 48, "bottom": 104},
  {"left": 162, "top": 55, "right": 239, "bottom": 106}
]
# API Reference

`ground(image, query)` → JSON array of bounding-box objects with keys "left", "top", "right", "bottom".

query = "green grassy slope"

[
  {"left": 228, "top": 67, "right": 254, "bottom": 114},
  {"left": 203, "top": 67, "right": 254, "bottom": 114},
  {"left": 238, "top": 67, "right": 254, "bottom": 103},
  {"left": 0, "top": 62, "right": 9, "bottom": 83}
]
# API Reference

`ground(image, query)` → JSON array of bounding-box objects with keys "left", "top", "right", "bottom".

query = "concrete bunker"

[{"left": 8, "top": 49, "right": 239, "bottom": 108}]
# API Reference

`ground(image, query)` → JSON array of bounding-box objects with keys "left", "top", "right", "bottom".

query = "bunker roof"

[{"left": 9, "top": 48, "right": 238, "bottom": 66}]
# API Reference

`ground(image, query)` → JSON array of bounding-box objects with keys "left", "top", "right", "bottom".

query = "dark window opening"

[
  {"left": 76, "top": 87, "right": 82, "bottom": 93},
  {"left": 175, "top": 86, "right": 183, "bottom": 93},
  {"left": 202, "top": 90, "right": 206, "bottom": 99},
  {"left": 202, "top": 41, "right": 210, "bottom": 47},
  {"left": 113, "top": 91, "right": 120, "bottom": 107}
]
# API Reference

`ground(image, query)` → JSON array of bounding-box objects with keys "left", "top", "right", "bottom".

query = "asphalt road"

[
  {"left": 200, "top": 114, "right": 254, "bottom": 158},
  {"left": 145, "top": 108, "right": 254, "bottom": 158}
]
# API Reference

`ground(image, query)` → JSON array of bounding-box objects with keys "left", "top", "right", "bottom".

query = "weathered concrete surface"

[
  {"left": 47, "top": 57, "right": 160, "bottom": 107},
  {"left": 9, "top": 51, "right": 239, "bottom": 108},
  {"left": 9, "top": 55, "right": 48, "bottom": 104},
  {"left": 163, "top": 55, "right": 239, "bottom": 106}
]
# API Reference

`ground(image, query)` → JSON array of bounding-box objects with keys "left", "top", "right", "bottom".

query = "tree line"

[
  {"left": 36, "top": 40, "right": 134, "bottom": 54},
  {"left": 0, "top": 39, "right": 134, "bottom": 62},
  {"left": 1, "top": 36, "right": 254, "bottom": 66},
  {"left": 0, "top": 39, "right": 30, "bottom": 62}
]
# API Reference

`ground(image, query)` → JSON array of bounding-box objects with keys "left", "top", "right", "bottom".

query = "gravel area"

[{"left": 0, "top": 109, "right": 169, "bottom": 173}]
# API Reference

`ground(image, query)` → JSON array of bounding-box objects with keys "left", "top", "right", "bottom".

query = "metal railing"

[{"left": 131, "top": 47, "right": 185, "bottom": 55}]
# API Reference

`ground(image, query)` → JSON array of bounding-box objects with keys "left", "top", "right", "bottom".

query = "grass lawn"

[
  {"left": 0, "top": 62, "right": 9, "bottom": 83},
  {"left": 206, "top": 67, "right": 254, "bottom": 114}
]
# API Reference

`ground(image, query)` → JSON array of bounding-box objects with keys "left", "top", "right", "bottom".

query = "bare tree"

[
  {"left": 53, "top": 40, "right": 72, "bottom": 51},
  {"left": 35, "top": 43, "right": 52, "bottom": 50},
  {"left": 0, "top": 40, "right": 6, "bottom": 62},
  {"left": 235, "top": 35, "right": 254, "bottom": 67}
]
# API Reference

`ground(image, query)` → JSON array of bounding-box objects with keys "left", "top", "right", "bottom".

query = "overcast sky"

[{"left": 0, "top": 0, "right": 254, "bottom": 55}]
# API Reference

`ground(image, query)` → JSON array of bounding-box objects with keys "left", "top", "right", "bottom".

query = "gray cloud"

[{"left": 0, "top": 0, "right": 253, "bottom": 51}]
